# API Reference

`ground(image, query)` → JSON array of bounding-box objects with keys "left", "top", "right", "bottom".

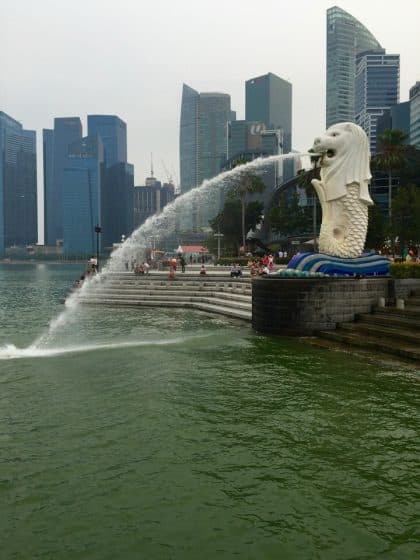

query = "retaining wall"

[{"left": 252, "top": 277, "right": 391, "bottom": 335}]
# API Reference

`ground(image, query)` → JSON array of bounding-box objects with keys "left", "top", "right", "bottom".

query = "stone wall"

[{"left": 252, "top": 277, "right": 391, "bottom": 335}]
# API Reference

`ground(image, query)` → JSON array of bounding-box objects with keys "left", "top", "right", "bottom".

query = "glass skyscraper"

[
  {"left": 179, "top": 84, "right": 233, "bottom": 230},
  {"left": 43, "top": 117, "right": 82, "bottom": 246},
  {"left": 62, "top": 135, "right": 104, "bottom": 256},
  {"left": 87, "top": 115, "right": 127, "bottom": 168},
  {"left": 410, "top": 82, "right": 420, "bottom": 148},
  {"left": 245, "top": 73, "right": 292, "bottom": 154},
  {"left": 355, "top": 50, "right": 400, "bottom": 154},
  {"left": 326, "top": 6, "right": 382, "bottom": 128},
  {"left": 0, "top": 111, "right": 37, "bottom": 255}
]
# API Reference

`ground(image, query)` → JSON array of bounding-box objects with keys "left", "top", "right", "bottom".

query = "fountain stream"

[{"left": 7, "top": 152, "right": 312, "bottom": 355}]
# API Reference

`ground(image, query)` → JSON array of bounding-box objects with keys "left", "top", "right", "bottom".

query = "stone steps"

[
  {"left": 78, "top": 297, "right": 252, "bottom": 321},
  {"left": 317, "top": 290, "right": 420, "bottom": 362},
  {"left": 76, "top": 275, "right": 252, "bottom": 322},
  {"left": 356, "top": 312, "right": 420, "bottom": 331},
  {"left": 317, "top": 330, "right": 420, "bottom": 362},
  {"left": 338, "top": 321, "right": 420, "bottom": 345},
  {"left": 79, "top": 293, "right": 252, "bottom": 312},
  {"left": 87, "top": 289, "right": 252, "bottom": 304}
]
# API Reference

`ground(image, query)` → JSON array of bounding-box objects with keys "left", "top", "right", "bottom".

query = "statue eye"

[{"left": 331, "top": 132, "right": 339, "bottom": 137}]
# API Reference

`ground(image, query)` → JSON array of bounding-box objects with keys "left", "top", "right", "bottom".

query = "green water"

[{"left": 0, "top": 264, "right": 418, "bottom": 559}]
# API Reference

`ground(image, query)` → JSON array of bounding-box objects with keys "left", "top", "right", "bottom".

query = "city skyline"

[{"left": 2, "top": 0, "right": 419, "bottom": 243}]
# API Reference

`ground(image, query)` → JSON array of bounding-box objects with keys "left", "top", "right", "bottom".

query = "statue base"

[{"left": 286, "top": 252, "right": 390, "bottom": 277}]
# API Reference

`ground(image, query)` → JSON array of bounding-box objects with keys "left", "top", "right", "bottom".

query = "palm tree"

[
  {"left": 372, "top": 129, "right": 409, "bottom": 219},
  {"left": 229, "top": 157, "right": 266, "bottom": 252}
]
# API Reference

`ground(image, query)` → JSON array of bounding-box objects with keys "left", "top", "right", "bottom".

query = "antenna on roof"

[{"left": 150, "top": 152, "right": 154, "bottom": 177}]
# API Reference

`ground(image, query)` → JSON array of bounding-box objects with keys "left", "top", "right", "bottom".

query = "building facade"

[
  {"left": 410, "top": 82, "right": 420, "bottom": 148},
  {"left": 44, "top": 117, "right": 82, "bottom": 246},
  {"left": 87, "top": 115, "right": 127, "bottom": 168},
  {"left": 179, "top": 84, "right": 233, "bottom": 230},
  {"left": 245, "top": 73, "right": 292, "bottom": 154},
  {"left": 0, "top": 111, "right": 37, "bottom": 254},
  {"left": 355, "top": 50, "right": 400, "bottom": 154},
  {"left": 326, "top": 6, "right": 382, "bottom": 128},
  {"left": 133, "top": 177, "right": 175, "bottom": 230},
  {"left": 102, "top": 162, "right": 134, "bottom": 249},
  {"left": 62, "top": 135, "right": 104, "bottom": 256},
  {"left": 376, "top": 101, "right": 410, "bottom": 140}
]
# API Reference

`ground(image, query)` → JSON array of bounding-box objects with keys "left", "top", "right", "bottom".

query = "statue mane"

[{"left": 320, "top": 122, "right": 373, "bottom": 204}]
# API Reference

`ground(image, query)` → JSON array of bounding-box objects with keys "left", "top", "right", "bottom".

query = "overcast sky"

[{"left": 1, "top": 0, "right": 419, "bottom": 238}]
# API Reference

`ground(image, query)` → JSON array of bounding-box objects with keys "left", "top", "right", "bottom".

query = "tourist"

[
  {"left": 180, "top": 255, "right": 186, "bottom": 273},
  {"left": 199, "top": 264, "right": 207, "bottom": 276},
  {"left": 230, "top": 264, "right": 242, "bottom": 278},
  {"left": 268, "top": 254, "right": 274, "bottom": 270},
  {"left": 168, "top": 265, "right": 176, "bottom": 280},
  {"left": 171, "top": 257, "right": 177, "bottom": 270},
  {"left": 278, "top": 250, "right": 284, "bottom": 259},
  {"left": 134, "top": 263, "right": 145, "bottom": 275},
  {"left": 143, "top": 261, "right": 150, "bottom": 274},
  {"left": 130, "top": 257, "right": 136, "bottom": 271}
]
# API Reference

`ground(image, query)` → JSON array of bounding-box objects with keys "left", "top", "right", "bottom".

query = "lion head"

[{"left": 312, "top": 122, "right": 373, "bottom": 204}]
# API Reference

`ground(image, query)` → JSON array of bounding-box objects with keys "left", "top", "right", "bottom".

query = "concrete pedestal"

[{"left": 252, "top": 277, "right": 391, "bottom": 335}]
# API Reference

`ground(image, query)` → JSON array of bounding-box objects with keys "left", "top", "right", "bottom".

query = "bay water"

[{"left": 0, "top": 264, "right": 418, "bottom": 559}]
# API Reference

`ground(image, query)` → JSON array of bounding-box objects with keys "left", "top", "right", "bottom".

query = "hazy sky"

[{"left": 1, "top": 0, "right": 419, "bottom": 218}]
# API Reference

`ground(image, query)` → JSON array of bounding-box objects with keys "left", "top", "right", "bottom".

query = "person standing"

[{"left": 180, "top": 255, "right": 186, "bottom": 273}]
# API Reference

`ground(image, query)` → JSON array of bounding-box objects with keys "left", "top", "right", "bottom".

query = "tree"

[
  {"left": 209, "top": 199, "right": 264, "bottom": 255},
  {"left": 372, "top": 129, "right": 409, "bottom": 218},
  {"left": 228, "top": 157, "right": 266, "bottom": 251},
  {"left": 365, "top": 204, "right": 387, "bottom": 251},
  {"left": 269, "top": 191, "right": 312, "bottom": 236},
  {"left": 390, "top": 184, "right": 420, "bottom": 249}
]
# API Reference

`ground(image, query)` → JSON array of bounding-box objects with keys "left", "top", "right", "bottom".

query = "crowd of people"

[{"left": 248, "top": 254, "right": 275, "bottom": 276}]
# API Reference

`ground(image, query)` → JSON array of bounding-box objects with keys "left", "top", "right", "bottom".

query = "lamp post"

[
  {"left": 214, "top": 232, "right": 224, "bottom": 260},
  {"left": 95, "top": 224, "right": 102, "bottom": 272}
]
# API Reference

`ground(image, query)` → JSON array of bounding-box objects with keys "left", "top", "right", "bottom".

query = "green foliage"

[
  {"left": 366, "top": 204, "right": 387, "bottom": 250},
  {"left": 390, "top": 263, "right": 420, "bottom": 279},
  {"left": 372, "top": 129, "right": 409, "bottom": 173},
  {"left": 209, "top": 199, "right": 264, "bottom": 255},
  {"left": 390, "top": 184, "right": 420, "bottom": 246},
  {"left": 269, "top": 192, "right": 313, "bottom": 236}
]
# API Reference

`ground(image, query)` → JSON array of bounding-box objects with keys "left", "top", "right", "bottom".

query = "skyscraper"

[
  {"left": 102, "top": 162, "right": 134, "bottom": 249},
  {"left": 355, "top": 50, "right": 400, "bottom": 154},
  {"left": 0, "top": 111, "right": 37, "bottom": 255},
  {"left": 326, "top": 6, "right": 382, "bottom": 128},
  {"left": 245, "top": 73, "right": 292, "bottom": 153},
  {"left": 87, "top": 115, "right": 127, "bottom": 168},
  {"left": 410, "top": 82, "right": 420, "bottom": 148},
  {"left": 179, "top": 84, "right": 233, "bottom": 230},
  {"left": 44, "top": 117, "right": 82, "bottom": 246},
  {"left": 62, "top": 134, "right": 104, "bottom": 255},
  {"left": 180, "top": 84, "right": 233, "bottom": 193}
]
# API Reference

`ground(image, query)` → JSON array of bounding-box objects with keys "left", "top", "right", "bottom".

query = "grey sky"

[{"left": 1, "top": 0, "right": 419, "bottom": 240}]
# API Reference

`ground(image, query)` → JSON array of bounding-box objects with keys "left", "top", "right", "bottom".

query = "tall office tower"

[
  {"left": 0, "top": 111, "right": 37, "bottom": 255},
  {"left": 44, "top": 117, "right": 82, "bottom": 246},
  {"left": 133, "top": 180, "right": 161, "bottom": 229},
  {"left": 87, "top": 115, "right": 127, "bottom": 167},
  {"left": 355, "top": 50, "right": 400, "bottom": 154},
  {"left": 326, "top": 6, "right": 382, "bottom": 128},
  {"left": 245, "top": 73, "right": 292, "bottom": 154},
  {"left": 376, "top": 102, "right": 411, "bottom": 140},
  {"left": 410, "top": 82, "right": 420, "bottom": 147},
  {"left": 179, "top": 84, "right": 233, "bottom": 230},
  {"left": 62, "top": 135, "right": 104, "bottom": 256},
  {"left": 102, "top": 162, "right": 134, "bottom": 249},
  {"left": 180, "top": 84, "right": 233, "bottom": 192}
]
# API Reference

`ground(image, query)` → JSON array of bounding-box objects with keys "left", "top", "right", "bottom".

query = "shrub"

[{"left": 390, "top": 262, "right": 420, "bottom": 279}]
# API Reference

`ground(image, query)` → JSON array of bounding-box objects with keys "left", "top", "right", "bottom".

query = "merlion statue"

[{"left": 311, "top": 122, "right": 373, "bottom": 258}]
